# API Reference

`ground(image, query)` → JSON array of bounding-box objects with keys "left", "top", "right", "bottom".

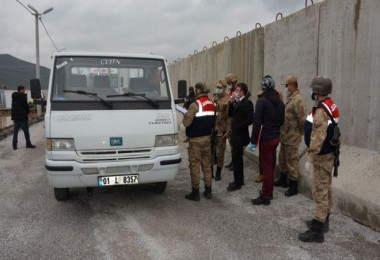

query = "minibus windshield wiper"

[
  {"left": 63, "top": 90, "right": 113, "bottom": 109},
  {"left": 107, "top": 92, "right": 159, "bottom": 109}
]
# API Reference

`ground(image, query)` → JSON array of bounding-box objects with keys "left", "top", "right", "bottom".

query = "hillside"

[{"left": 0, "top": 54, "right": 50, "bottom": 90}]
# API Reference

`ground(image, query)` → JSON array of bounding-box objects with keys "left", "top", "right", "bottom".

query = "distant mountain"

[{"left": 0, "top": 54, "right": 50, "bottom": 90}]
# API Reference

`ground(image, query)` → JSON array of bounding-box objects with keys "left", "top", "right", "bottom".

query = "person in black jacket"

[
  {"left": 227, "top": 82, "right": 254, "bottom": 191},
  {"left": 249, "top": 76, "right": 284, "bottom": 205},
  {"left": 11, "top": 86, "right": 36, "bottom": 150}
]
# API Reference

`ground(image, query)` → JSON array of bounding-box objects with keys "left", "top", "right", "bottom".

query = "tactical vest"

[
  {"left": 304, "top": 98, "right": 340, "bottom": 155},
  {"left": 186, "top": 96, "right": 215, "bottom": 138}
]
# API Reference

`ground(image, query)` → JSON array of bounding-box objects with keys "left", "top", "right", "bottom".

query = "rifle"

[{"left": 210, "top": 98, "right": 218, "bottom": 176}]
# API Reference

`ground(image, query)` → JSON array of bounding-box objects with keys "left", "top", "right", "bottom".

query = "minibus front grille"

[{"left": 77, "top": 148, "right": 153, "bottom": 162}]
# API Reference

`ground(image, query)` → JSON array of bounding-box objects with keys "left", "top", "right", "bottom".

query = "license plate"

[{"left": 98, "top": 175, "right": 139, "bottom": 187}]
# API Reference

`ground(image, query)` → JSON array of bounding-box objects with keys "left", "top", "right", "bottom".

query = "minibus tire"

[
  {"left": 54, "top": 188, "right": 70, "bottom": 201},
  {"left": 154, "top": 182, "right": 167, "bottom": 193}
]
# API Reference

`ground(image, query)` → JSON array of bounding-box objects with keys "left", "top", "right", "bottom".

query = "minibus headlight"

[
  {"left": 155, "top": 134, "right": 178, "bottom": 147},
  {"left": 46, "top": 138, "right": 76, "bottom": 151}
]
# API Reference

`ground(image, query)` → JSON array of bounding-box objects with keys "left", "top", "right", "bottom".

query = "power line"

[
  {"left": 15, "top": 0, "right": 33, "bottom": 14},
  {"left": 39, "top": 18, "right": 60, "bottom": 52}
]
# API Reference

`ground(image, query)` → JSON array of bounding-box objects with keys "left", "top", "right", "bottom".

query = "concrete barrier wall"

[
  {"left": 169, "top": 0, "right": 380, "bottom": 231},
  {"left": 169, "top": 28, "right": 264, "bottom": 103},
  {"left": 169, "top": 0, "right": 380, "bottom": 152}
]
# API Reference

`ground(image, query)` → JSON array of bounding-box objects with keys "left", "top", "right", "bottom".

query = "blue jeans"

[{"left": 12, "top": 120, "right": 31, "bottom": 147}]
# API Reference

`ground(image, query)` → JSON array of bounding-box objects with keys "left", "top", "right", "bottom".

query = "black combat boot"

[
  {"left": 185, "top": 188, "right": 200, "bottom": 201},
  {"left": 215, "top": 167, "right": 222, "bottom": 181},
  {"left": 203, "top": 186, "right": 212, "bottom": 199},
  {"left": 306, "top": 213, "right": 330, "bottom": 233},
  {"left": 298, "top": 219, "right": 324, "bottom": 243},
  {"left": 274, "top": 172, "right": 288, "bottom": 188},
  {"left": 285, "top": 180, "right": 298, "bottom": 197}
]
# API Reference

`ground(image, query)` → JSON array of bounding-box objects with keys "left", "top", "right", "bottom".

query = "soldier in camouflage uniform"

[
  {"left": 275, "top": 75, "right": 306, "bottom": 197},
  {"left": 183, "top": 82, "right": 215, "bottom": 201},
  {"left": 299, "top": 76, "right": 340, "bottom": 243},
  {"left": 213, "top": 80, "right": 232, "bottom": 181},
  {"left": 224, "top": 73, "right": 238, "bottom": 171}
]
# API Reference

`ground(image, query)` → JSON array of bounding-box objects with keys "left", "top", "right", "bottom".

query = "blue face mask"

[
  {"left": 215, "top": 88, "right": 223, "bottom": 95},
  {"left": 234, "top": 91, "right": 240, "bottom": 100}
]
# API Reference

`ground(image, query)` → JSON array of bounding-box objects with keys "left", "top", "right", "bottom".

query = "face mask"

[
  {"left": 284, "top": 88, "right": 291, "bottom": 97},
  {"left": 215, "top": 88, "right": 223, "bottom": 95},
  {"left": 234, "top": 91, "right": 240, "bottom": 100},
  {"left": 227, "top": 84, "right": 233, "bottom": 90}
]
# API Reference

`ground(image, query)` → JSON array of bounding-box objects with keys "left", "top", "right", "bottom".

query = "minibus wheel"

[
  {"left": 154, "top": 182, "right": 167, "bottom": 193},
  {"left": 54, "top": 188, "right": 70, "bottom": 201}
]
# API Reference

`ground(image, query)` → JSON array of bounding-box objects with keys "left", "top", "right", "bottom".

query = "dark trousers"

[
  {"left": 12, "top": 120, "right": 31, "bottom": 147},
  {"left": 259, "top": 137, "right": 280, "bottom": 198},
  {"left": 232, "top": 144, "right": 245, "bottom": 185}
]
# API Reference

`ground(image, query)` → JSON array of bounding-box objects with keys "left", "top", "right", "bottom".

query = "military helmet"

[
  {"left": 310, "top": 76, "right": 332, "bottom": 96},
  {"left": 195, "top": 82, "right": 209, "bottom": 93}
]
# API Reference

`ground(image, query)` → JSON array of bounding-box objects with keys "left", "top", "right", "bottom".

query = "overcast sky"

[{"left": 1, "top": 0, "right": 323, "bottom": 67}]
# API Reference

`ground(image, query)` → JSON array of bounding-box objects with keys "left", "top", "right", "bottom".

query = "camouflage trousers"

[
  {"left": 188, "top": 140, "right": 212, "bottom": 188},
  {"left": 312, "top": 153, "right": 335, "bottom": 223},
  {"left": 278, "top": 143, "right": 300, "bottom": 181},
  {"left": 215, "top": 135, "right": 227, "bottom": 168}
]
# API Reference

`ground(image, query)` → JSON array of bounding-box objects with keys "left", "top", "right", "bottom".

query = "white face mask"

[
  {"left": 234, "top": 91, "right": 240, "bottom": 100},
  {"left": 227, "top": 84, "right": 233, "bottom": 90},
  {"left": 284, "top": 87, "right": 291, "bottom": 97}
]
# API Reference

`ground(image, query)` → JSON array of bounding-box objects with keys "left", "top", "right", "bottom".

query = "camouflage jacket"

[
  {"left": 280, "top": 90, "right": 306, "bottom": 145},
  {"left": 307, "top": 107, "right": 328, "bottom": 162},
  {"left": 214, "top": 94, "right": 231, "bottom": 136}
]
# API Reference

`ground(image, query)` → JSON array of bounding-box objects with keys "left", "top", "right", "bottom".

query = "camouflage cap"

[
  {"left": 310, "top": 76, "right": 332, "bottom": 96},
  {"left": 218, "top": 79, "right": 227, "bottom": 88},
  {"left": 225, "top": 73, "right": 238, "bottom": 83},
  {"left": 281, "top": 75, "right": 298, "bottom": 85}
]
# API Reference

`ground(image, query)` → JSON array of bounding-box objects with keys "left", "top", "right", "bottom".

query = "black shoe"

[
  {"left": 251, "top": 195, "right": 271, "bottom": 206},
  {"left": 185, "top": 188, "right": 200, "bottom": 201},
  {"left": 306, "top": 214, "right": 330, "bottom": 233},
  {"left": 260, "top": 190, "right": 273, "bottom": 200},
  {"left": 203, "top": 186, "right": 212, "bottom": 199},
  {"left": 26, "top": 144, "right": 36, "bottom": 149},
  {"left": 13, "top": 146, "right": 17, "bottom": 150},
  {"left": 299, "top": 219, "right": 324, "bottom": 243},
  {"left": 225, "top": 161, "right": 233, "bottom": 169},
  {"left": 285, "top": 180, "right": 298, "bottom": 197},
  {"left": 215, "top": 167, "right": 222, "bottom": 181},
  {"left": 274, "top": 172, "right": 288, "bottom": 188},
  {"left": 227, "top": 182, "right": 241, "bottom": 192}
]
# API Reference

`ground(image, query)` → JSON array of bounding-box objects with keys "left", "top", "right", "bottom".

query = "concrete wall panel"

[{"left": 264, "top": 5, "right": 320, "bottom": 108}]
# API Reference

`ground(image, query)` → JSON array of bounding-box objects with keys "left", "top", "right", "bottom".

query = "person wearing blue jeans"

[{"left": 11, "top": 86, "right": 36, "bottom": 150}]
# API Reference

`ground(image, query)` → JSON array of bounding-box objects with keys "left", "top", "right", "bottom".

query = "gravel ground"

[{"left": 0, "top": 122, "right": 379, "bottom": 260}]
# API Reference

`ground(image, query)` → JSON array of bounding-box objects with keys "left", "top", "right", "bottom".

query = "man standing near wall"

[
  {"left": 249, "top": 76, "right": 284, "bottom": 205},
  {"left": 299, "top": 76, "right": 340, "bottom": 243},
  {"left": 227, "top": 83, "right": 253, "bottom": 191},
  {"left": 275, "top": 75, "right": 306, "bottom": 196},
  {"left": 213, "top": 80, "right": 231, "bottom": 181},
  {"left": 224, "top": 73, "right": 238, "bottom": 171},
  {"left": 183, "top": 82, "right": 215, "bottom": 201}
]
